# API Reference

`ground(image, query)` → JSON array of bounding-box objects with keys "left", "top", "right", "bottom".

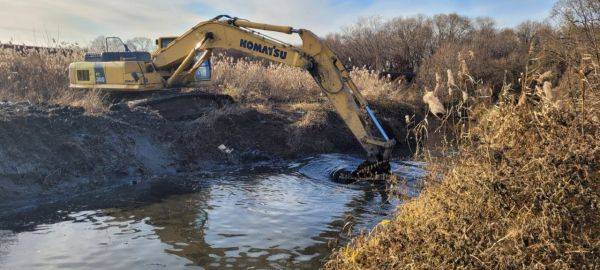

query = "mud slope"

[
  {"left": 0, "top": 102, "right": 176, "bottom": 202},
  {"left": 0, "top": 100, "right": 412, "bottom": 204}
]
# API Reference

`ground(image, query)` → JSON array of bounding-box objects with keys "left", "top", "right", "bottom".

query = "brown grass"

[
  {"left": 210, "top": 55, "right": 416, "bottom": 106},
  {"left": 325, "top": 56, "right": 600, "bottom": 268},
  {"left": 0, "top": 49, "right": 413, "bottom": 116},
  {"left": 211, "top": 56, "right": 321, "bottom": 103},
  {"left": 0, "top": 48, "right": 80, "bottom": 102},
  {"left": 0, "top": 47, "right": 107, "bottom": 112}
]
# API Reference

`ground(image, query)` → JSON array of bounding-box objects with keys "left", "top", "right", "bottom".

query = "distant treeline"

[
  {"left": 324, "top": 13, "right": 542, "bottom": 89},
  {"left": 325, "top": 0, "right": 599, "bottom": 93}
]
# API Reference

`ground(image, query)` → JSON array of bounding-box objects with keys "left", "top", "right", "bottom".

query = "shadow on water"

[{"left": 0, "top": 154, "right": 425, "bottom": 269}]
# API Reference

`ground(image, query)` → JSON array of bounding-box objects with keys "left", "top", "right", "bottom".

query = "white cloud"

[
  {"left": 190, "top": 0, "right": 368, "bottom": 44},
  {"left": 0, "top": 0, "right": 555, "bottom": 46},
  {"left": 0, "top": 0, "right": 204, "bottom": 46},
  {"left": 195, "top": 0, "right": 358, "bottom": 33}
]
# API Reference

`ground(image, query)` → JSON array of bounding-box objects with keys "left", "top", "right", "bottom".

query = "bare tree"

[
  {"left": 516, "top": 20, "right": 547, "bottom": 44},
  {"left": 383, "top": 15, "right": 435, "bottom": 72},
  {"left": 552, "top": 0, "right": 600, "bottom": 61},
  {"left": 325, "top": 15, "right": 435, "bottom": 73},
  {"left": 89, "top": 36, "right": 128, "bottom": 52},
  {"left": 340, "top": 16, "right": 386, "bottom": 70},
  {"left": 126, "top": 37, "right": 156, "bottom": 52},
  {"left": 433, "top": 13, "right": 473, "bottom": 43}
]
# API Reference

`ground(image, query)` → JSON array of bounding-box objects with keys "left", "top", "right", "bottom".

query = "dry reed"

[
  {"left": 0, "top": 50, "right": 410, "bottom": 115},
  {"left": 210, "top": 55, "right": 414, "bottom": 106},
  {"left": 0, "top": 47, "right": 81, "bottom": 102},
  {"left": 325, "top": 53, "right": 600, "bottom": 269}
]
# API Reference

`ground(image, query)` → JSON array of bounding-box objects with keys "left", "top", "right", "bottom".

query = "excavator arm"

[{"left": 152, "top": 15, "right": 395, "bottom": 171}]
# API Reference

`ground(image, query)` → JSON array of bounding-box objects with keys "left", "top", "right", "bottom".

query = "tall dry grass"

[
  {"left": 0, "top": 47, "right": 106, "bottom": 112},
  {"left": 211, "top": 55, "right": 415, "bottom": 106},
  {"left": 326, "top": 44, "right": 600, "bottom": 268},
  {"left": 0, "top": 47, "right": 412, "bottom": 115},
  {"left": 211, "top": 56, "right": 321, "bottom": 103},
  {"left": 0, "top": 47, "right": 79, "bottom": 102}
]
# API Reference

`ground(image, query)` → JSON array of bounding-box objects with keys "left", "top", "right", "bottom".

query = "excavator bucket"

[{"left": 331, "top": 160, "right": 394, "bottom": 184}]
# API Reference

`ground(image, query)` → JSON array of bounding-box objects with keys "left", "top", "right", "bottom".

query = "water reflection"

[{"left": 0, "top": 155, "right": 425, "bottom": 269}]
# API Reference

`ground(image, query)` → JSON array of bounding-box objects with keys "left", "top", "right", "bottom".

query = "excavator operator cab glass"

[
  {"left": 194, "top": 53, "right": 212, "bottom": 81},
  {"left": 156, "top": 37, "right": 178, "bottom": 50}
]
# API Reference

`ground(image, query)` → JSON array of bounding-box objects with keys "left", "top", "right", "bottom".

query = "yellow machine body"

[{"left": 69, "top": 61, "right": 164, "bottom": 91}]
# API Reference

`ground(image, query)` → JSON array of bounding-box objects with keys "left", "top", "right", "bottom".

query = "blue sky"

[{"left": 0, "top": 0, "right": 556, "bottom": 46}]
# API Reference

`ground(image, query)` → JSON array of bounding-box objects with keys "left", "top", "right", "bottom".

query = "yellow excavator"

[{"left": 68, "top": 15, "right": 395, "bottom": 182}]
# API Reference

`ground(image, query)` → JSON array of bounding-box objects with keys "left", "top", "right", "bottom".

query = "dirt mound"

[{"left": 174, "top": 104, "right": 364, "bottom": 165}]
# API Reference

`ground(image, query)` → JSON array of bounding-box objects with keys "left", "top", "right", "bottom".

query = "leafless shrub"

[{"left": 327, "top": 3, "right": 600, "bottom": 268}]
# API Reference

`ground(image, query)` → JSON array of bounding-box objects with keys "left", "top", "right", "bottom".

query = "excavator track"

[{"left": 109, "top": 90, "right": 234, "bottom": 121}]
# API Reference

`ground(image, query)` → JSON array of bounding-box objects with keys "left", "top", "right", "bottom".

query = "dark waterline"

[{"left": 0, "top": 154, "right": 425, "bottom": 269}]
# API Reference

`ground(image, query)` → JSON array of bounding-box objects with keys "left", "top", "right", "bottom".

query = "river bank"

[{"left": 0, "top": 98, "right": 415, "bottom": 216}]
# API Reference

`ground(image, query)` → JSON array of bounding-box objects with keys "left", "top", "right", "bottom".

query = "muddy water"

[{"left": 0, "top": 154, "right": 424, "bottom": 269}]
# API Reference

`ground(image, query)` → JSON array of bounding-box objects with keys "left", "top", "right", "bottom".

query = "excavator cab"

[
  {"left": 70, "top": 36, "right": 212, "bottom": 91},
  {"left": 193, "top": 57, "right": 212, "bottom": 82},
  {"left": 156, "top": 36, "right": 212, "bottom": 82},
  {"left": 156, "top": 37, "right": 177, "bottom": 50}
]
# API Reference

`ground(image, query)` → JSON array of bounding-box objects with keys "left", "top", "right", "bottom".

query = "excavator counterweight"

[{"left": 68, "top": 15, "right": 396, "bottom": 182}]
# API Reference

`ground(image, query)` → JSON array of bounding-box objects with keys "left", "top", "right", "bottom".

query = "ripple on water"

[{"left": 0, "top": 154, "right": 425, "bottom": 269}]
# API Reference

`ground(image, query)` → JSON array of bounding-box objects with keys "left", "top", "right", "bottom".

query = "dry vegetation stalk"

[
  {"left": 0, "top": 47, "right": 80, "bottom": 102},
  {"left": 326, "top": 82, "right": 599, "bottom": 269},
  {"left": 0, "top": 47, "right": 107, "bottom": 112},
  {"left": 210, "top": 55, "right": 414, "bottom": 105}
]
